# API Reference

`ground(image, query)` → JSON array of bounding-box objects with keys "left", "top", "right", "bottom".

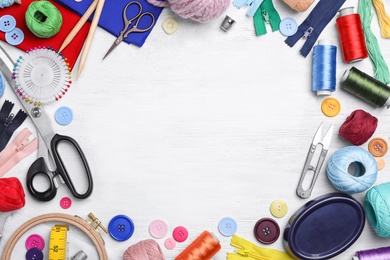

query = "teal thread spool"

[
  {"left": 365, "top": 182, "right": 390, "bottom": 238},
  {"left": 340, "top": 66, "right": 390, "bottom": 108},
  {"left": 25, "top": 0, "right": 62, "bottom": 38}
]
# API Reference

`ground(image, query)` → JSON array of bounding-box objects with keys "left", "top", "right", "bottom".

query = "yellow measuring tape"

[{"left": 48, "top": 225, "right": 68, "bottom": 260}]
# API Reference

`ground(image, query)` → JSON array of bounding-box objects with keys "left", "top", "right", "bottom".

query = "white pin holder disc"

[{"left": 12, "top": 47, "right": 71, "bottom": 106}]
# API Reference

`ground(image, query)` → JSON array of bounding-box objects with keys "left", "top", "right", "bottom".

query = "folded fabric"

[
  {"left": 0, "top": 0, "right": 90, "bottom": 70},
  {"left": 54, "top": 0, "right": 163, "bottom": 47}
]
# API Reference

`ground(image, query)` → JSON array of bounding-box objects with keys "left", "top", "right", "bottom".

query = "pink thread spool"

[
  {"left": 123, "top": 239, "right": 164, "bottom": 260},
  {"left": 146, "top": 0, "right": 230, "bottom": 23}
]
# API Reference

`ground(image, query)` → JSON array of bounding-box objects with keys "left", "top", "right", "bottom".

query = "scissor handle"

[
  {"left": 123, "top": 1, "right": 142, "bottom": 28},
  {"left": 124, "top": 12, "right": 155, "bottom": 38},
  {"left": 26, "top": 134, "right": 93, "bottom": 201}
]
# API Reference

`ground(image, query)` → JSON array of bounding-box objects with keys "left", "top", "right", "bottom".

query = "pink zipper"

[{"left": 0, "top": 128, "right": 38, "bottom": 177}]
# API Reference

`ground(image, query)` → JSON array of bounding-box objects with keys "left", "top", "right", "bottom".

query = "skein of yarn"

[
  {"left": 327, "top": 146, "right": 378, "bottom": 194},
  {"left": 0, "top": 177, "right": 25, "bottom": 212},
  {"left": 339, "top": 110, "right": 378, "bottom": 145},
  {"left": 283, "top": 0, "right": 314, "bottom": 12},
  {"left": 145, "top": 0, "right": 230, "bottom": 23},
  {"left": 0, "top": 0, "right": 21, "bottom": 8},
  {"left": 123, "top": 239, "right": 165, "bottom": 260},
  {"left": 365, "top": 182, "right": 390, "bottom": 238}
]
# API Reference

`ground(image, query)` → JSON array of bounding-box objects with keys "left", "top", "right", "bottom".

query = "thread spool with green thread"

[
  {"left": 340, "top": 66, "right": 390, "bottom": 108},
  {"left": 25, "top": 0, "right": 62, "bottom": 38}
]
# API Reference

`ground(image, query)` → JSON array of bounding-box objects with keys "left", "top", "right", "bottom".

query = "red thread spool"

[
  {"left": 174, "top": 230, "right": 221, "bottom": 260},
  {"left": 336, "top": 7, "right": 368, "bottom": 63}
]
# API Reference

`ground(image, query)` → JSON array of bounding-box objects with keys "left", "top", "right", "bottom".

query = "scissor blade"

[
  {"left": 320, "top": 124, "right": 333, "bottom": 150},
  {"left": 311, "top": 122, "right": 323, "bottom": 145},
  {"left": 103, "top": 43, "right": 118, "bottom": 60}
]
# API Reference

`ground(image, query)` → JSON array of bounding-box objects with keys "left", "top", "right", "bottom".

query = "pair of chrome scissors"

[
  {"left": 103, "top": 1, "right": 155, "bottom": 59},
  {"left": 296, "top": 122, "right": 333, "bottom": 199},
  {"left": 0, "top": 46, "right": 93, "bottom": 202}
]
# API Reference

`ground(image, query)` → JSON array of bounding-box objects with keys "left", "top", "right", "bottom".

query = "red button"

[{"left": 254, "top": 218, "right": 280, "bottom": 244}]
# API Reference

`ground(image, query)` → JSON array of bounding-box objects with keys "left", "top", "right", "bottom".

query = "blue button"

[
  {"left": 55, "top": 106, "right": 74, "bottom": 126},
  {"left": 5, "top": 28, "right": 24, "bottom": 46},
  {"left": 218, "top": 217, "right": 237, "bottom": 237},
  {"left": 0, "top": 15, "right": 16, "bottom": 32},
  {"left": 108, "top": 215, "right": 135, "bottom": 241},
  {"left": 26, "top": 247, "right": 43, "bottom": 260},
  {"left": 279, "top": 17, "right": 298, "bottom": 36}
]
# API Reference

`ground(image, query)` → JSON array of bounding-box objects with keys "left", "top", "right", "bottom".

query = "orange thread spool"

[
  {"left": 174, "top": 230, "right": 221, "bottom": 260},
  {"left": 336, "top": 7, "right": 368, "bottom": 63}
]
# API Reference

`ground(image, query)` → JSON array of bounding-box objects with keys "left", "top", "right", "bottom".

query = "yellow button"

[
  {"left": 162, "top": 17, "right": 178, "bottom": 35},
  {"left": 321, "top": 97, "right": 341, "bottom": 117},
  {"left": 270, "top": 200, "right": 288, "bottom": 218},
  {"left": 375, "top": 157, "right": 385, "bottom": 170},
  {"left": 368, "top": 138, "right": 388, "bottom": 157}
]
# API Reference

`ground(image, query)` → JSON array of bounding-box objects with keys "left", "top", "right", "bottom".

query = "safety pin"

[{"left": 296, "top": 122, "right": 333, "bottom": 199}]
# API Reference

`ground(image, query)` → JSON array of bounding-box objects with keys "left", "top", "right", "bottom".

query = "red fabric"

[
  {"left": 339, "top": 109, "right": 378, "bottom": 146},
  {"left": 0, "top": 0, "right": 91, "bottom": 70},
  {"left": 0, "top": 177, "right": 25, "bottom": 212}
]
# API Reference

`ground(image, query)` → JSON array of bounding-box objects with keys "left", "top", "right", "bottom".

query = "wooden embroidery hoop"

[{"left": 1, "top": 213, "right": 108, "bottom": 260}]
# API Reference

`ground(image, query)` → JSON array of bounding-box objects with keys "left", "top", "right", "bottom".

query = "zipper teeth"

[
  {"left": 0, "top": 129, "right": 31, "bottom": 167},
  {"left": 306, "top": 0, "right": 340, "bottom": 35}
]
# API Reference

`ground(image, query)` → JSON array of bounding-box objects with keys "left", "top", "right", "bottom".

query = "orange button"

[
  {"left": 368, "top": 138, "right": 388, "bottom": 157},
  {"left": 321, "top": 97, "right": 341, "bottom": 117},
  {"left": 375, "top": 157, "right": 385, "bottom": 170}
]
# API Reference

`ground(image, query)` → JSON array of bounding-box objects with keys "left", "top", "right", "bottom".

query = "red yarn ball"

[
  {"left": 0, "top": 177, "right": 25, "bottom": 212},
  {"left": 339, "top": 109, "right": 378, "bottom": 145}
]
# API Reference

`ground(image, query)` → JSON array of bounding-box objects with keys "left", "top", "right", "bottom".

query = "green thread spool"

[
  {"left": 340, "top": 66, "right": 390, "bottom": 108},
  {"left": 25, "top": 0, "right": 62, "bottom": 38}
]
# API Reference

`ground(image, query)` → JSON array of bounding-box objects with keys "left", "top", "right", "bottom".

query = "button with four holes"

[
  {"left": 270, "top": 200, "right": 288, "bottom": 218},
  {"left": 55, "top": 106, "right": 74, "bottom": 126},
  {"left": 375, "top": 157, "right": 386, "bottom": 170},
  {"left": 149, "top": 219, "right": 168, "bottom": 239},
  {"left": 26, "top": 247, "right": 44, "bottom": 260},
  {"left": 164, "top": 237, "right": 176, "bottom": 250},
  {"left": 108, "top": 215, "right": 135, "bottom": 241},
  {"left": 0, "top": 15, "right": 16, "bottom": 32},
  {"left": 172, "top": 226, "right": 188, "bottom": 242},
  {"left": 218, "top": 217, "right": 237, "bottom": 237},
  {"left": 321, "top": 97, "right": 341, "bottom": 117},
  {"left": 369, "top": 138, "right": 388, "bottom": 157},
  {"left": 25, "top": 234, "right": 45, "bottom": 250},
  {"left": 279, "top": 17, "right": 298, "bottom": 36},
  {"left": 254, "top": 218, "right": 280, "bottom": 244},
  {"left": 60, "top": 197, "right": 72, "bottom": 209},
  {"left": 5, "top": 28, "right": 24, "bottom": 46}
]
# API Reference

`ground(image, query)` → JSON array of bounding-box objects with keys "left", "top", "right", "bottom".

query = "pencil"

[
  {"left": 76, "top": 0, "right": 106, "bottom": 79},
  {"left": 59, "top": 0, "right": 99, "bottom": 53}
]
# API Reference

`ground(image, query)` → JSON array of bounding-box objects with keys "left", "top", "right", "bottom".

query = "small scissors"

[
  {"left": 103, "top": 1, "right": 155, "bottom": 59},
  {"left": 0, "top": 46, "right": 93, "bottom": 202},
  {"left": 296, "top": 122, "right": 333, "bottom": 199}
]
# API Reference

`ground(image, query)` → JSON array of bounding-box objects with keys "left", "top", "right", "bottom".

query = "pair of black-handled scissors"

[
  {"left": 103, "top": 1, "right": 155, "bottom": 59},
  {"left": 0, "top": 46, "right": 93, "bottom": 201}
]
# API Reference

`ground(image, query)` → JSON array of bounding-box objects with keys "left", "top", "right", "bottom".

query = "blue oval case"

[{"left": 283, "top": 193, "right": 365, "bottom": 260}]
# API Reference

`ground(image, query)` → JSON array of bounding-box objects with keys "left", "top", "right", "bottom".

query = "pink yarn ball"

[
  {"left": 146, "top": 0, "right": 230, "bottom": 23},
  {"left": 123, "top": 239, "right": 165, "bottom": 260}
]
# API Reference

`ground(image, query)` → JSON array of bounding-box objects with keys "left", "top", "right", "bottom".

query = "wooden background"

[{"left": 1, "top": 0, "right": 390, "bottom": 258}]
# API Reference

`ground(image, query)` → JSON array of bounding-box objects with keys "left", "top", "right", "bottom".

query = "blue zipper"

[{"left": 285, "top": 0, "right": 346, "bottom": 57}]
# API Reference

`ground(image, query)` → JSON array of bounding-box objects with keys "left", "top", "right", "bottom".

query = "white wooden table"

[{"left": 1, "top": 0, "right": 390, "bottom": 259}]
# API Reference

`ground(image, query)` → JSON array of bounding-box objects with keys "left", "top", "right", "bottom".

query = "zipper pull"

[
  {"left": 262, "top": 10, "right": 270, "bottom": 24},
  {"left": 4, "top": 113, "right": 14, "bottom": 127},
  {"left": 237, "top": 249, "right": 251, "bottom": 257},
  {"left": 302, "top": 27, "right": 313, "bottom": 38}
]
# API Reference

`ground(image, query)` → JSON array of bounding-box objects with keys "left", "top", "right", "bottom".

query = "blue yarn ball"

[
  {"left": 365, "top": 182, "right": 390, "bottom": 238},
  {"left": 0, "top": 74, "right": 4, "bottom": 97},
  {"left": 327, "top": 146, "right": 378, "bottom": 194}
]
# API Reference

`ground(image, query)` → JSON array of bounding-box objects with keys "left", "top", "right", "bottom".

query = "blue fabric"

[
  {"left": 285, "top": 0, "right": 346, "bottom": 57},
  {"left": 55, "top": 0, "right": 163, "bottom": 47}
]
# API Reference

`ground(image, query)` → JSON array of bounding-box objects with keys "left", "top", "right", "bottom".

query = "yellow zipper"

[{"left": 227, "top": 235, "right": 294, "bottom": 260}]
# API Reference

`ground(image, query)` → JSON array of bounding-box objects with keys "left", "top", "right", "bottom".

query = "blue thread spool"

[
  {"left": 312, "top": 40, "right": 337, "bottom": 96},
  {"left": 326, "top": 146, "right": 378, "bottom": 194}
]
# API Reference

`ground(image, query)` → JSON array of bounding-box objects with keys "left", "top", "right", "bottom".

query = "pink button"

[
  {"left": 149, "top": 219, "right": 168, "bottom": 239},
  {"left": 164, "top": 237, "right": 176, "bottom": 250},
  {"left": 25, "top": 234, "right": 45, "bottom": 250},
  {"left": 60, "top": 197, "right": 72, "bottom": 209},
  {"left": 172, "top": 226, "right": 188, "bottom": 242}
]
